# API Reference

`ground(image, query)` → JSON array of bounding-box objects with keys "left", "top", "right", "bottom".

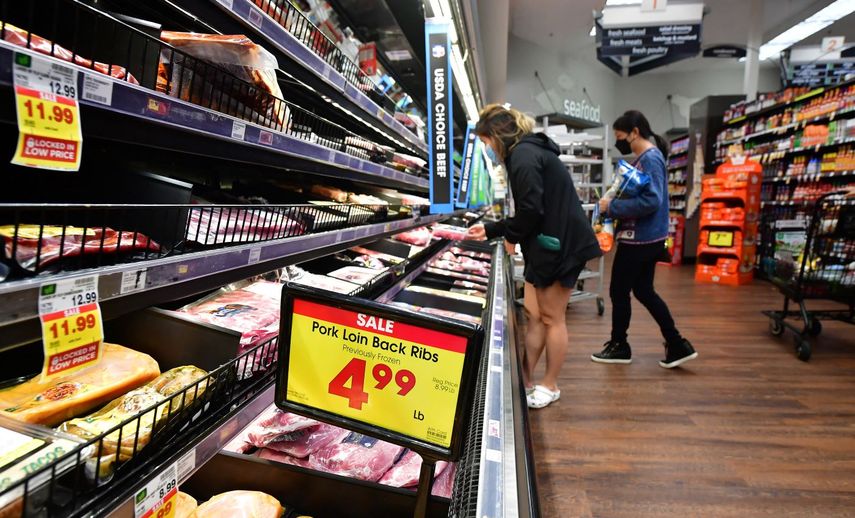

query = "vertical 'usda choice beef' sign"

[{"left": 425, "top": 19, "right": 454, "bottom": 214}]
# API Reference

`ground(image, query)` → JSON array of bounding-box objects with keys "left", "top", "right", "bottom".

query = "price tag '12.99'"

[
  {"left": 11, "top": 53, "right": 82, "bottom": 171},
  {"left": 134, "top": 462, "right": 178, "bottom": 518},
  {"left": 38, "top": 276, "right": 103, "bottom": 381}
]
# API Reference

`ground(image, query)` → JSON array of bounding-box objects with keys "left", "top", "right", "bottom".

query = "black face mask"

[{"left": 615, "top": 138, "right": 633, "bottom": 155}]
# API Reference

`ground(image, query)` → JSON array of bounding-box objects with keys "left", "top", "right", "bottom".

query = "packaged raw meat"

[
  {"left": 417, "top": 307, "right": 482, "bottom": 325},
  {"left": 2, "top": 22, "right": 137, "bottom": 83},
  {"left": 430, "top": 259, "right": 489, "bottom": 278},
  {"left": 158, "top": 32, "right": 290, "bottom": 129},
  {"left": 347, "top": 193, "right": 388, "bottom": 206},
  {"left": 189, "top": 490, "right": 284, "bottom": 518},
  {"left": 185, "top": 207, "right": 304, "bottom": 246},
  {"left": 432, "top": 462, "right": 456, "bottom": 498},
  {"left": 245, "top": 407, "right": 318, "bottom": 447},
  {"left": 58, "top": 366, "right": 208, "bottom": 477},
  {"left": 178, "top": 281, "right": 282, "bottom": 349},
  {"left": 378, "top": 449, "right": 449, "bottom": 488},
  {"left": 349, "top": 246, "right": 405, "bottom": 265},
  {"left": 326, "top": 266, "right": 380, "bottom": 285},
  {"left": 257, "top": 448, "right": 312, "bottom": 468},
  {"left": 262, "top": 423, "right": 344, "bottom": 458},
  {"left": 405, "top": 286, "right": 486, "bottom": 307},
  {"left": 310, "top": 185, "right": 349, "bottom": 203},
  {"left": 431, "top": 224, "right": 469, "bottom": 241},
  {"left": 0, "top": 225, "right": 160, "bottom": 273},
  {"left": 399, "top": 194, "right": 430, "bottom": 207},
  {"left": 450, "top": 247, "right": 492, "bottom": 261},
  {"left": 392, "top": 227, "right": 432, "bottom": 246},
  {"left": 289, "top": 273, "right": 360, "bottom": 295},
  {"left": 0, "top": 343, "right": 160, "bottom": 426},
  {"left": 308, "top": 432, "right": 404, "bottom": 482},
  {"left": 223, "top": 427, "right": 254, "bottom": 454},
  {"left": 425, "top": 267, "right": 489, "bottom": 285},
  {"left": 175, "top": 492, "right": 198, "bottom": 518}
]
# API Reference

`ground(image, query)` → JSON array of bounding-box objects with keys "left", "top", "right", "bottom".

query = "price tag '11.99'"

[
  {"left": 11, "top": 53, "right": 82, "bottom": 171},
  {"left": 134, "top": 462, "right": 178, "bottom": 518},
  {"left": 38, "top": 276, "right": 103, "bottom": 381}
]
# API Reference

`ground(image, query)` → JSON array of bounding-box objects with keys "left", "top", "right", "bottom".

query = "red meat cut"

[
  {"left": 378, "top": 450, "right": 449, "bottom": 488},
  {"left": 309, "top": 432, "right": 404, "bottom": 482}
]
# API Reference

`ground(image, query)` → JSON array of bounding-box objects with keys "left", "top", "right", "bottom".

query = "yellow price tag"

[
  {"left": 286, "top": 299, "right": 467, "bottom": 448},
  {"left": 38, "top": 276, "right": 103, "bottom": 380},
  {"left": 709, "top": 231, "right": 734, "bottom": 247},
  {"left": 12, "top": 85, "right": 82, "bottom": 171}
]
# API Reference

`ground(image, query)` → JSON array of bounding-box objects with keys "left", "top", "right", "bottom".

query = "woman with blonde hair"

[{"left": 467, "top": 104, "right": 601, "bottom": 408}]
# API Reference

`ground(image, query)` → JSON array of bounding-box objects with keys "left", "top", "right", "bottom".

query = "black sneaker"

[
  {"left": 591, "top": 341, "right": 632, "bottom": 364},
  {"left": 659, "top": 339, "right": 698, "bottom": 369}
]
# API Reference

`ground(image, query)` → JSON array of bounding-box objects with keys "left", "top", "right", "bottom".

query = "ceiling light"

[
  {"left": 759, "top": 0, "right": 855, "bottom": 60},
  {"left": 589, "top": 25, "right": 596, "bottom": 36}
]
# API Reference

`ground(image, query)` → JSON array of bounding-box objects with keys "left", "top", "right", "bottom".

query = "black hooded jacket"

[{"left": 484, "top": 133, "right": 602, "bottom": 286}]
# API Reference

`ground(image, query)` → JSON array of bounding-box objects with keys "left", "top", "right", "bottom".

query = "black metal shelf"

[
  {"left": 162, "top": 0, "right": 428, "bottom": 157},
  {"left": 0, "top": 208, "right": 449, "bottom": 350}
]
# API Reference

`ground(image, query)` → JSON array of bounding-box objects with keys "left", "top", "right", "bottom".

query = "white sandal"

[
  {"left": 525, "top": 386, "right": 535, "bottom": 397},
  {"left": 526, "top": 385, "right": 560, "bottom": 409}
]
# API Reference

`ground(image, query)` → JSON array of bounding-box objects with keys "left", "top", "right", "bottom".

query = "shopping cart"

[{"left": 763, "top": 191, "right": 855, "bottom": 361}]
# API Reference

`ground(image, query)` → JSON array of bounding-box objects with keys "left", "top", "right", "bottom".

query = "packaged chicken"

[
  {"left": 57, "top": 366, "right": 208, "bottom": 478},
  {"left": 190, "top": 490, "right": 284, "bottom": 518},
  {"left": 158, "top": 32, "right": 290, "bottom": 130},
  {"left": 0, "top": 344, "right": 160, "bottom": 426}
]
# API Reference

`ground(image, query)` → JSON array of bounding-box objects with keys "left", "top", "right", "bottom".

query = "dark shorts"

[{"left": 525, "top": 263, "right": 585, "bottom": 289}]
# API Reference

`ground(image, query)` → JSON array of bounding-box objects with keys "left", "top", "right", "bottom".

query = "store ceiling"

[{"left": 507, "top": 0, "right": 854, "bottom": 74}]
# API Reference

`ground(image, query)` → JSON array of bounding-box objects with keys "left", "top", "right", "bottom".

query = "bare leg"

[
  {"left": 534, "top": 281, "right": 573, "bottom": 391},
  {"left": 522, "top": 281, "right": 543, "bottom": 389}
]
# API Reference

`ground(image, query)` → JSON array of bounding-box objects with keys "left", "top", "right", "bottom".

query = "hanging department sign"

[
  {"left": 425, "top": 19, "right": 454, "bottom": 214},
  {"left": 599, "top": 24, "right": 701, "bottom": 57}
]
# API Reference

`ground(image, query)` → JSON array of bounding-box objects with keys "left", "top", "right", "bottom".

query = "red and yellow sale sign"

[
  {"left": 12, "top": 85, "right": 82, "bottom": 171},
  {"left": 286, "top": 299, "right": 467, "bottom": 448},
  {"left": 38, "top": 276, "right": 103, "bottom": 381}
]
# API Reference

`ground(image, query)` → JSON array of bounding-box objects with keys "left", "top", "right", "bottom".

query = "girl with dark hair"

[
  {"left": 466, "top": 104, "right": 601, "bottom": 408},
  {"left": 592, "top": 110, "right": 698, "bottom": 368}
]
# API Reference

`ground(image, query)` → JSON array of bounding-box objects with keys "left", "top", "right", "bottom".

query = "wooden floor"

[{"left": 522, "top": 264, "right": 855, "bottom": 518}]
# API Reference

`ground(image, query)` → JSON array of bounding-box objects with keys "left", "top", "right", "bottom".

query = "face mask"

[
  {"left": 615, "top": 138, "right": 633, "bottom": 155},
  {"left": 484, "top": 144, "right": 499, "bottom": 163}
]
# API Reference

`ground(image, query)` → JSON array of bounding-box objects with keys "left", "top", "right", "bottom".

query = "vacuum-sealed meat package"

[
  {"left": 392, "top": 227, "right": 432, "bottom": 246},
  {"left": 158, "top": 32, "right": 290, "bottom": 129},
  {"left": 425, "top": 267, "right": 489, "bottom": 285},
  {"left": 289, "top": 273, "right": 360, "bottom": 295},
  {"left": 430, "top": 224, "right": 469, "bottom": 241},
  {"left": 309, "top": 432, "right": 404, "bottom": 482},
  {"left": 257, "top": 448, "right": 312, "bottom": 468},
  {"left": 2, "top": 22, "right": 137, "bottom": 83},
  {"left": 378, "top": 449, "right": 449, "bottom": 488},
  {"left": 432, "top": 462, "right": 456, "bottom": 498},
  {"left": 0, "top": 225, "right": 160, "bottom": 273},
  {"left": 349, "top": 246, "right": 405, "bottom": 265},
  {"left": 178, "top": 281, "right": 282, "bottom": 349},
  {"left": 450, "top": 246, "right": 492, "bottom": 261},
  {"left": 262, "top": 423, "right": 345, "bottom": 458},
  {"left": 245, "top": 407, "right": 318, "bottom": 447}
]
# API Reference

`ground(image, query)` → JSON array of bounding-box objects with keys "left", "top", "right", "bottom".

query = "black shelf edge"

[
  {"left": 0, "top": 212, "right": 448, "bottom": 350},
  {"left": 0, "top": 43, "right": 428, "bottom": 193}
]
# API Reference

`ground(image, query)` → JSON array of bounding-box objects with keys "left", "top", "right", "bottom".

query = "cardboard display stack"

[{"left": 695, "top": 157, "right": 763, "bottom": 285}]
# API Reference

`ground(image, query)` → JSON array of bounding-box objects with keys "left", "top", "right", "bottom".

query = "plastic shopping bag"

[{"left": 605, "top": 160, "right": 651, "bottom": 199}]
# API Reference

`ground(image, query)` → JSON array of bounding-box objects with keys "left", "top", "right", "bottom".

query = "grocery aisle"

[{"left": 526, "top": 265, "right": 855, "bottom": 518}]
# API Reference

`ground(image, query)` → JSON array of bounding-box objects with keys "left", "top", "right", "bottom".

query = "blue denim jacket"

[{"left": 607, "top": 147, "right": 670, "bottom": 244}]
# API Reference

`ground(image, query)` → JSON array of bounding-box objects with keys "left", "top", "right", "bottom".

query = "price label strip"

[
  {"left": 11, "top": 53, "right": 83, "bottom": 171},
  {"left": 278, "top": 288, "right": 483, "bottom": 459},
  {"left": 38, "top": 276, "right": 103, "bottom": 380},
  {"left": 134, "top": 462, "right": 178, "bottom": 518}
]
